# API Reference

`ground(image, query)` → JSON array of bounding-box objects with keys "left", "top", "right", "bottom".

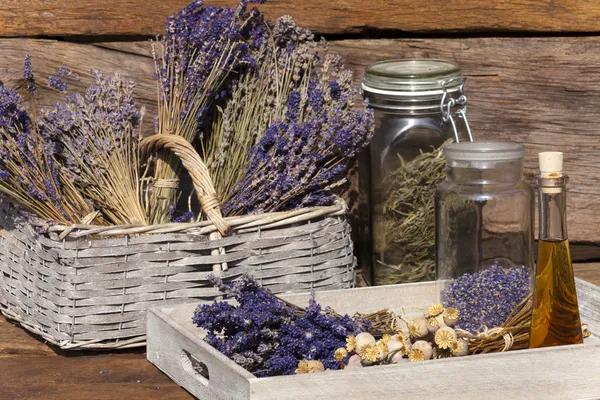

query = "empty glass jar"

[
  {"left": 362, "top": 59, "right": 471, "bottom": 285},
  {"left": 435, "top": 142, "right": 535, "bottom": 280}
]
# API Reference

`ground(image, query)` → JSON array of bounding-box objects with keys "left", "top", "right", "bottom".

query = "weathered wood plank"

[
  {"left": 3, "top": 1, "right": 600, "bottom": 37},
  {"left": 2, "top": 37, "right": 600, "bottom": 243},
  {"left": 0, "top": 317, "right": 56, "bottom": 358},
  {"left": 0, "top": 352, "right": 193, "bottom": 399},
  {"left": 573, "top": 263, "right": 600, "bottom": 286}
]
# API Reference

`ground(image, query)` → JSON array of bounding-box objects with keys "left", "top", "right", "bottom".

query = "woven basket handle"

[{"left": 140, "top": 135, "right": 230, "bottom": 236}]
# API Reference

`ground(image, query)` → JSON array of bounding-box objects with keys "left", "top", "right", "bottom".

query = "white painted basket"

[
  {"left": 147, "top": 278, "right": 600, "bottom": 400},
  {"left": 0, "top": 135, "right": 356, "bottom": 350}
]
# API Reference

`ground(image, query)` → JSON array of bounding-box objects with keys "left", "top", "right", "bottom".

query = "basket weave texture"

[{"left": 0, "top": 136, "right": 356, "bottom": 350}]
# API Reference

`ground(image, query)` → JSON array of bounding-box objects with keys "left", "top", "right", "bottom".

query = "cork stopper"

[
  {"left": 539, "top": 152, "right": 563, "bottom": 177},
  {"left": 539, "top": 152, "right": 563, "bottom": 193}
]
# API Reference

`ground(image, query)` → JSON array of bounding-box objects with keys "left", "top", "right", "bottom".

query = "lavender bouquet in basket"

[
  {"left": 150, "top": 0, "right": 374, "bottom": 222},
  {"left": 0, "top": 0, "right": 373, "bottom": 229}
]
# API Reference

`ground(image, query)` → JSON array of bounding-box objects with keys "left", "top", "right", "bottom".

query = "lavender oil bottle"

[{"left": 529, "top": 152, "right": 583, "bottom": 348}]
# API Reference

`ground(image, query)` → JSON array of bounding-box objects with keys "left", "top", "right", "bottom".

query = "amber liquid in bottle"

[
  {"left": 529, "top": 170, "right": 583, "bottom": 348},
  {"left": 530, "top": 239, "right": 583, "bottom": 347}
]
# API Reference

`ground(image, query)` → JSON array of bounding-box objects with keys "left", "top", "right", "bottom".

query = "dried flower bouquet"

[
  {"left": 0, "top": 0, "right": 370, "bottom": 350},
  {"left": 0, "top": 0, "right": 374, "bottom": 231},
  {"left": 194, "top": 273, "right": 591, "bottom": 377}
]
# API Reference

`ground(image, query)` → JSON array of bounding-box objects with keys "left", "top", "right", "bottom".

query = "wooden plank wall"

[{"left": 1, "top": 1, "right": 600, "bottom": 262}]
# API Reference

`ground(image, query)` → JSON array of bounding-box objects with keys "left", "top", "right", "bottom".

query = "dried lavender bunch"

[
  {"left": 39, "top": 69, "right": 148, "bottom": 225},
  {"left": 149, "top": 0, "right": 265, "bottom": 224},
  {"left": 203, "top": 16, "right": 317, "bottom": 204},
  {"left": 441, "top": 262, "right": 531, "bottom": 333},
  {"left": 193, "top": 274, "right": 368, "bottom": 376},
  {"left": 0, "top": 59, "right": 92, "bottom": 224},
  {"left": 222, "top": 23, "right": 375, "bottom": 215}
]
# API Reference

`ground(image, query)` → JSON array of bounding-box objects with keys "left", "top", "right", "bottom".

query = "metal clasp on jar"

[{"left": 440, "top": 76, "right": 473, "bottom": 143}]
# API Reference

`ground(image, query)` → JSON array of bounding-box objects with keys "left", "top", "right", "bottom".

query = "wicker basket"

[{"left": 0, "top": 136, "right": 356, "bottom": 350}]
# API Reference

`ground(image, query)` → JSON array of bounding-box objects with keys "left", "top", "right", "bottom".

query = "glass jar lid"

[
  {"left": 362, "top": 59, "right": 462, "bottom": 96},
  {"left": 444, "top": 142, "right": 525, "bottom": 163}
]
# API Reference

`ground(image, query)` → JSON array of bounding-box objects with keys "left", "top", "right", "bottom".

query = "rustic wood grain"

[
  {"left": 574, "top": 263, "right": 600, "bottom": 286},
  {"left": 3, "top": 1, "right": 600, "bottom": 37},
  {"left": 2, "top": 37, "right": 600, "bottom": 243},
  {"left": 0, "top": 319, "right": 192, "bottom": 399},
  {"left": 0, "top": 316, "right": 56, "bottom": 358}
]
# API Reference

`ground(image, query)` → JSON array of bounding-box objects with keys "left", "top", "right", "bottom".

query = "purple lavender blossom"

[
  {"left": 222, "top": 47, "right": 374, "bottom": 215},
  {"left": 174, "top": 211, "right": 195, "bottom": 223},
  {"left": 40, "top": 69, "right": 141, "bottom": 182},
  {"left": 0, "top": 84, "right": 30, "bottom": 135},
  {"left": 57, "top": 66, "right": 79, "bottom": 80},
  {"left": 193, "top": 274, "right": 368, "bottom": 377},
  {"left": 36, "top": 69, "right": 143, "bottom": 224},
  {"left": 0, "top": 78, "right": 83, "bottom": 223},
  {"left": 23, "top": 55, "right": 36, "bottom": 94},
  {"left": 155, "top": 0, "right": 266, "bottom": 138},
  {"left": 48, "top": 75, "right": 68, "bottom": 93},
  {"left": 441, "top": 262, "right": 531, "bottom": 333}
]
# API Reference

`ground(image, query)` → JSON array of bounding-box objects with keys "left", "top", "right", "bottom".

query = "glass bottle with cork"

[{"left": 529, "top": 151, "right": 583, "bottom": 348}]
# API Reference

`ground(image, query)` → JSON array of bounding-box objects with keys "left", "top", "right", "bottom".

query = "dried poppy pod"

[
  {"left": 451, "top": 338, "right": 469, "bottom": 356},
  {"left": 408, "top": 318, "right": 429, "bottom": 338},
  {"left": 435, "top": 326, "right": 457, "bottom": 350},
  {"left": 411, "top": 340, "right": 433, "bottom": 360},
  {"left": 443, "top": 307, "right": 460, "bottom": 327}
]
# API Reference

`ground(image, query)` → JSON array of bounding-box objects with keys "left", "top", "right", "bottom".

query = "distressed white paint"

[{"left": 148, "top": 279, "right": 600, "bottom": 400}]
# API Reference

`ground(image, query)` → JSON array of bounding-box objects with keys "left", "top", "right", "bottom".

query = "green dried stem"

[{"left": 374, "top": 139, "right": 450, "bottom": 284}]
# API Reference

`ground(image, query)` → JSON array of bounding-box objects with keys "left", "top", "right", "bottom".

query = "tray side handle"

[{"left": 147, "top": 308, "right": 251, "bottom": 400}]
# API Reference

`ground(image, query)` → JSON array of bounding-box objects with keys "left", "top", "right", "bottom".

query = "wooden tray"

[{"left": 147, "top": 278, "right": 600, "bottom": 400}]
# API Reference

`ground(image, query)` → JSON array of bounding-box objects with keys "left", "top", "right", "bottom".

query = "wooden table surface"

[{"left": 1, "top": 263, "right": 599, "bottom": 400}]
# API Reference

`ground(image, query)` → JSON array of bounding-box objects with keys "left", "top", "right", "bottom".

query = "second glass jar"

[{"left": 435, "top": 142, "right": 535, "bottom": 280}]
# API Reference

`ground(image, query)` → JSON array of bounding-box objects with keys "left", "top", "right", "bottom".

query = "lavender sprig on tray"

[
  {"left": 441, "top": 262, "right": 531, "bottom": 333},
  {"left": 193, "top": 275, "right": 368, "bottom": 376}
]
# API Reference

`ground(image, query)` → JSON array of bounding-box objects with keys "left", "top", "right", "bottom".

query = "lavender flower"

[
  {"left": 441, "top": 262, "right": 531, "bottom": 333},
  {"left": 193, "top": 274, "right": 368, "bottom": 377},
  {"left": 149, "top": 0, "right": 266, "bottom": 223},
  {"left": 48, "top": 75, "right": 68, "bottom": 93},
  {"left": 222, "top": 38, "right": 374, "bottom": 215},
  {"left": 174, "top": 211, "right": 195, "bottom": 223},
  {"left": 153, "top": 0, "right": 265, "bottom": 138},
  {"left": 23, "top": 55, "right": 36, "bottom": 94},
  {"left": 39, "top": 68, "right": 147, "bottom": 225},
  {"left": 0, "top": 68, "right": 92, "bottom": 224},
  {"left": 57, "top": 66, "right": 79, "bottom": 80}
]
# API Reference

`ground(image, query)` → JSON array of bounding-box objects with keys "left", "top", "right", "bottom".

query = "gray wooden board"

[{"left": 147, "top": 278, "right": 600, "bottom": 400}]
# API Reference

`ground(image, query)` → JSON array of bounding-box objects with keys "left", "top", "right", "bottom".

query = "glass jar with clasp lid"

[{"left": 362, "top": 59, "right": 473, "bottom": 286}]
